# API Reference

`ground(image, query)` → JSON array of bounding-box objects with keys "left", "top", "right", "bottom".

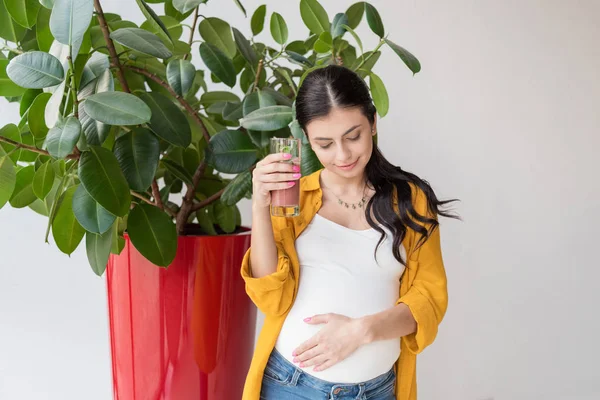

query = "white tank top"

[{"left": 275, "top": 212, "right": 407, "bottom": 383}]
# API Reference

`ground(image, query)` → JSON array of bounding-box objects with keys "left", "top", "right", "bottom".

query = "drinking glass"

[{"left": 269, "top": 138, "right": 301, "bottom": 217}]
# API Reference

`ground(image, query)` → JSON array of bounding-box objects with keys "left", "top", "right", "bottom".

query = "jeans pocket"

[
  {"left": 366, "top": 370, "right": 396, "bottom": 399},
  {"left": 263, "top": 358, "right": 292, "bottom": 385}
]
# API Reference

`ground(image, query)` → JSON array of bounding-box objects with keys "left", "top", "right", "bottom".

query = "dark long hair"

[{"left": 295, "top": 65, "right": 460, "bottom": 266}]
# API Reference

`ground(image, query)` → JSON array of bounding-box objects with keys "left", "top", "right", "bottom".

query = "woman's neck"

[{"left": 320, "top": 168, "right": 367, "bottom": 197}]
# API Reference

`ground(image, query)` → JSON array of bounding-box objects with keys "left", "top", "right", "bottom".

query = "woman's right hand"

[{"left": 252, "top": 153, "right": 301, "bottom": 209}]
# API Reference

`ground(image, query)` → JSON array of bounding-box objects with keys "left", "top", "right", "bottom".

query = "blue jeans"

[{"left": 260, "top": 348, "right": 396, "bottom": 400}]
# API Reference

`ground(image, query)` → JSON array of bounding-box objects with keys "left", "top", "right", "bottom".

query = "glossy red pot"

[{"left": 106, "top": 229, "right": 255, "bottom": 400}]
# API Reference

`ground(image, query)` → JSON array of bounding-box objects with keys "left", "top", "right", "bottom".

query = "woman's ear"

[{"left": 371, "top": 119, "right": 378, "bottom": 136}]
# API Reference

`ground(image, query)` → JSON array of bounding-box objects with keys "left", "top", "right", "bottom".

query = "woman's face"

[{"left": 305, "top": 106, "right": 377, "bottom": 179}]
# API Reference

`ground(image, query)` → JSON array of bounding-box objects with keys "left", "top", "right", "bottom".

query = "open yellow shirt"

[{"left": 240, "top": 168, "right": 448, "bottom": 400}]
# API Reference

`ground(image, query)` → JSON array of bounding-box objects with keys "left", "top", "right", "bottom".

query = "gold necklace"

[{"left": 326, "top": 183, "right": 368, "bottom": 210}]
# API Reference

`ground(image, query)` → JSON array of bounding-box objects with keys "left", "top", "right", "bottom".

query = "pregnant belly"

[{"left": 274, "top": 274, "right": 400, "bottom": 383}]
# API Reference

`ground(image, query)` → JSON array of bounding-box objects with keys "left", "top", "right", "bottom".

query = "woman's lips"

[{"left": 337, "top": 160, "right": 358, "bottom": 170}]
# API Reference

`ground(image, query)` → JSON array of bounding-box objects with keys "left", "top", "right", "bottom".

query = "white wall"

[{"left": 1, "top": 1, "right": 599, "bottom": 399}]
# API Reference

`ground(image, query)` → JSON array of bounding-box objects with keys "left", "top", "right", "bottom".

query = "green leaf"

[
  {"left": 86, "top": 229, "right": 113, "bottom": 276},
  {"left": 196, "top": 200, "right": 217, "bottom": 235},
  {"left": 200, "top": 91, "right": 240, "bottom": 107},
  {"left": 233, "top": 0, "right": 246, "bottom": 17},
  {"left": 39, "top": 0, "right": 54, "bottom": 10},
  {"left": 284, "top": 50, "right": 313, "bottom": 68},
  {"left": 222, "top": 101, "right": 244, "bottom": 122},
  {"left": 44, "top": 80, "right": 66, "bottom": 129},
  {"left": 172, "top": 0, "right": 205, "bottom": 14},
  {"left": 5, "top": 0, "right": 41, "bottom": 28},
  {"left": 161, "top": 158, "right": 193, "bottom": 186},
  {"left": 345, "top": 2, "right": 365, "bottom": 29},
  {"left": 242, "top": 89, "right": 276, "bottom": 116},
  {"left": 166, "top": 59, "right": 195, "bottom": 97},
  {"left": 0, "top": 0, "right": 26, "bottom": 42},
  {"left": 285, "top": 40, "right": 305, "bottom": 55},
  {"left": 73, "top": 183, "right": 116, "bottom": 234},
  {"left": 128, "top": 203, "right": 177, "bottom": 267},
  {"left": 52, "top": 185, "right": 86, "bottom": 255},
  {"left": 301, "top": 142, "right": 322, "bottom": 176},
  {"left": 270, "top": 12, "right": 288, "bottom": 45},
  {"left": 36, "top": 6, "right": 54, "bottom": 52},
  {"left": 232, "top": 27, "right": 258, "bottom": 70},
  {"left": 140, "top": 15, "right": 183, "bottom": 40},
  {"left": 0, "top": 148, "right": 17, "bottom": 209},
  {"left": 221, "top": 170, "right": 251, "bottom": 206},
  {"left": 49, "top": 0, "right": 93, "bottom": 51},
  {"left": 199, "top": 42, "right": 236, "bottom": 88},
  {"left": 110, "top": 219, "right": 126, "bottom": 255},
  {"left": 340, "top": 24, "right": 362, "bottom": 55},
  {"left": 0, "top": 124, "right": 22, "bottom": 163},
  {"left": 206, "top": 129, "right": 258, "bottom": 174},
  {"left": 19, "top": 88, "right": 42, "bottom": 117},
  {"left": 6, "top": 51, "right": 64, "bottom": 89},
  {"left": 32, "top": 159, "right": 55, "bottom": 199},
  {"left": 300, "top": 0, "right": 329, "bottom": 35},
  {"left": 139, "top": 92, "right": 191, "bottom": 147},
  {"left": 45, "top": 116, "right": 81, "bottom": 158},
  {"left": 198, "top": 17, "right": 236, "bottom": 59},
  {"left": 314, "top": 31, "right": 332, "bottom": 54},
  {"left": 0, "top": 60, "right": 26, "bottom": 97},
  {"left": 369, "top": 71, "right": 388, "bottom": 117},
  {"left": 165, "top": 0, "right": 195, "bottom": 21},
  {"left": 9, "top": 165, "right": 37, "bottom": 208},
  {"left": 110, "top": 28, "right": 172, "bottom": 59},
  {"left": 79, "top": 69, "right": 114, "bottom": 145},
  {"left": 214, "top": 200, "right": 236, "bottom": 233},
  {"left": 352, "top": 50, "right": 381, "bottom": 78},
  {"left": 331, "top": 13, "right": 349, "bottom": 38},
  {"left": 114, "top": 127, "right": 160, "bottom": 192},
  {"left": 364, "top": 3, "right": 384, "bottom": 38},
  {"left": 240, "top": 105, "right": 293, "bottom": 131},
  {"left": 79, "top": 146, "right": 131, "bottom": 217},
  {"left": 135, "top": 0, "right": 173, "bottom": 44},
  {"left": 84, "top": 92, "right": 152, "bottom": 125},
  {"left": 384, "top": 38, "right": 421, "bottom": 75},
  {"left": 251, "top": 4, "right": 266, "bottom": 36},
  {"left": 27, "top": 92, "right": 52, "bottom": 139}
]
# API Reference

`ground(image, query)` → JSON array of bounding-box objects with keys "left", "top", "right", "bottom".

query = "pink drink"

[
  {"left": 271, "top": 158, "right": 300, "bottom": 207},
  {"left": 270, "top": 139, "right": 301, "bottom": 217}
]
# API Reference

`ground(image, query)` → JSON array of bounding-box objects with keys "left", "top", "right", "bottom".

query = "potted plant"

[{"left": 0, "top": 0, "right": 420, "bottom": 398}]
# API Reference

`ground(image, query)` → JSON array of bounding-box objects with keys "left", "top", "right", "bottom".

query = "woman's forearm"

[
  {"left": 359, "top": 303, "right": 417, "bottom": 344},
  {"left": 248, "top": 204, "right": 279, "bottom": 278}
]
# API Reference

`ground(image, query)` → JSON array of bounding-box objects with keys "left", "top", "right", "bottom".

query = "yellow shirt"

[{"left": 240, "top": 168, "right": 448, "bottom": 400}]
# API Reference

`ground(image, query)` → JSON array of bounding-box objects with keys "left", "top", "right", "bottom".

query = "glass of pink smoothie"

[{"left": 269, "top": 137, "right": 301, "bottom": 217}]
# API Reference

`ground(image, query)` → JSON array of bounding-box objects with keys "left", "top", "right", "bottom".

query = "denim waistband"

[{"left": 266, "top": 347, "right": 396, "bottom": 398}]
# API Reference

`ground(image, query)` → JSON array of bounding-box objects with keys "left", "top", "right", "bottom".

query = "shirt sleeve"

[
  {"left": 396, "top": 186, "right": 449, "bottom": 354},
  {"left": 240, "top": 221, "right": 296, "bottom": 317}
]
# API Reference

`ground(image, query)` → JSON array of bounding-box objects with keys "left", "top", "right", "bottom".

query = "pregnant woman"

[{"left": 241, "top": 65, "right": 460, "bottom": 400}]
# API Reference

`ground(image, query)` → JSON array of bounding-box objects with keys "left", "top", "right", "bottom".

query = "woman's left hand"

[{"left": 291, "top": 313, "right": 368, "bottom": 372}]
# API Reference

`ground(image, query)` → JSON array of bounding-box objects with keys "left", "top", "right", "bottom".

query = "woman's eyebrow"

[{"left": 313, "top": 124, "right": 361, "bottom": 141}]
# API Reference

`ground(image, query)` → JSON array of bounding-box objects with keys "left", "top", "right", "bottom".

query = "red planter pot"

[{"left": 106, "top": 230, "right": 255, "bottom": 400}]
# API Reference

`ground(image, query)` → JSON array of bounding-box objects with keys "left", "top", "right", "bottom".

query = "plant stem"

[
  {"left": 354, "top": 39, "right": 385, "bottom": 72},
  {"left": 176, "top": 161, "right": 207, "bottom": 234},
  {"left": 0, "top": 135, "right": 79, "bottom": 159},
  {"left": 1, "top": 45, "right": 22, "bottom": 54},
  {"left": 94, "top": 0, "right": 130, "bottom": 93},
  {"left": 151, "top": 180, "right": 164, "bottom": 210},
  {"left": 123, "top": 65, "right": 210, "bottom": 143},
  {"left": 252, "top": 59, "right": 264, "bottom": 91},
  {"left": 67, "top": 54, "right": 79, "bottom": 119},
  {"left": 183, "top": 7, "right": 199, "bottom": 61},
  {"left": 131, "top": 190, "right": 177, "bottom": 218},
  {"left": 190, "top": 187, "right": 225, "bottom": 212}
]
